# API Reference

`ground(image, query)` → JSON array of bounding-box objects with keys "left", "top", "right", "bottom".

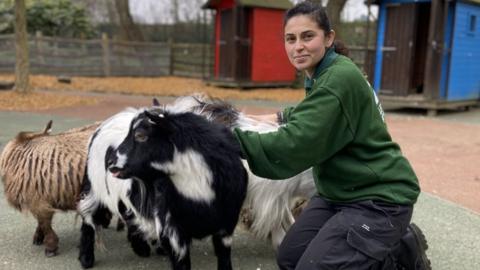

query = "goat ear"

[
  {"left": 152, "top": 98, "right": 160, "bottom": 107},
  {"left": 144, "top": 110, "right": 164, "bottom": 124},
  {"left": 144, "top": 110, "right": 175, "bottom": 134}
]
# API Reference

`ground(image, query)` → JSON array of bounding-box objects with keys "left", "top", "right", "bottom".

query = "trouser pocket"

[{"left": 346, "top": 227, "right": 391, "bottom": 261}]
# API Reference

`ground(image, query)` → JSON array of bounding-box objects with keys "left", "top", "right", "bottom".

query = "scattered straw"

[
  {"left": 0, "top": 74, "right": 304, "bottom": 101},
  {"left": 0, "top": 74, "right": 304, "bottom": 111},
  {"left": 0, "top": 90, "right": 99, "bottom": 111}
]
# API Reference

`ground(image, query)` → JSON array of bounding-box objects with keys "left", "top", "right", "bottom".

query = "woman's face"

[{"left": 284, "top": 15, "right": 335, "bottom": 78}]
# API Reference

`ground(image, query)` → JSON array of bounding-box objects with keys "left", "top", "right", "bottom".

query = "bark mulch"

[{"left": 0, "top": 74, "right": 303, "bottom": 111}]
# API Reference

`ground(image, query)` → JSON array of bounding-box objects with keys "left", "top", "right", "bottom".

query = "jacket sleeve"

[
  {"left": 282, "top": 106, "right": 295, "bottom": 122},
  {"left": 234, "top": 86, "right": 354, "bottom": 180}
]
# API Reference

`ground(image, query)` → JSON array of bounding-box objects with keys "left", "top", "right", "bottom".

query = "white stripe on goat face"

[
  {"left": 133, "top": 118, "right": 143, "bottom": 130},
  {"left": 115, "top": 152, "right": 128, "bottom": 169},
  {"left": 151, "top": 148, "right": 215, "bottom": 202}
]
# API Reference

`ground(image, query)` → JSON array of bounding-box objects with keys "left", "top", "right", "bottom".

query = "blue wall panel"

[
  {"left": 447, "top": 2, "right": 480, "bottom": 101},
  {"left": 373, "top": 4, "right": 387, "bottom": 91}
]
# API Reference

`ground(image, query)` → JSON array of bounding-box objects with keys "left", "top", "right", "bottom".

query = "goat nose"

[
  {"left": 107, "top": 158, "right": 114, "bottom": 168},
  {"left": 105, "top": 146, "right": 118, "bottom": 170}
]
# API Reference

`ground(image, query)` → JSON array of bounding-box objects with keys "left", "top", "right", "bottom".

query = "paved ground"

[{"left": 0, "top": 93, "right": 479, "bottom": 269}]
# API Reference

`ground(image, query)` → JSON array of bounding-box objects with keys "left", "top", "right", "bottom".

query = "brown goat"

[{"left": 0, "top": 120, "right": 99, "bottom": 256}]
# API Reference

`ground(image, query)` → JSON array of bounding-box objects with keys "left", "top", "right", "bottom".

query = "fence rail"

[
  {"left": 0, "top": 33, "right": 373, "bottom": 80},
  {"left": 0, "top": 33, "right": 213, "bottom": 78}
]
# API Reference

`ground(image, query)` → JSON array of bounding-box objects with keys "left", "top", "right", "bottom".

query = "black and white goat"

[
  {"left": 78, "top": 106, "right": 247, "bottom": 269},
  {"left": 164, "top": 95, "right": 316, "bottom": 248},
  {"left": 107, "top": 108, "right": 247, "bottom": 270}
]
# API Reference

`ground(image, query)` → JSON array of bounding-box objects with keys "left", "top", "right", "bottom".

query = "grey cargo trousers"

[{"left": 277, "top": 195, "right": 413, "bottom": 270}]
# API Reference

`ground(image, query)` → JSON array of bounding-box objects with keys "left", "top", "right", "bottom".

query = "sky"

[
  {"left": 342, "top": 0, "right": 378, "bottom": 21},
  {"left": 129, "top": 0, "right": 379, "bottom": 24}
]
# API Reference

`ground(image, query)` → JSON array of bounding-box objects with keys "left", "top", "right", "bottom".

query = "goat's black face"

[{"left": 107, "top": 109, "right": 175, "bottom": 180}]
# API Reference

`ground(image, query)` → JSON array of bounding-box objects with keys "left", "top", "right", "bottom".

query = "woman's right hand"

[{"left": 245, "top": 114, "right": 278, "bottom": 125}]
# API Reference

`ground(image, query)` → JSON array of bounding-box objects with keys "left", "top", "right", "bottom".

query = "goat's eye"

[{"left": 134, "top": 131, "right": 148, "bottom": 142}]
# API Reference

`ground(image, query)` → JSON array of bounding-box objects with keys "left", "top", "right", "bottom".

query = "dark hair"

[{"left": 284, "top": 1, "right": 349, "bottom": 57}]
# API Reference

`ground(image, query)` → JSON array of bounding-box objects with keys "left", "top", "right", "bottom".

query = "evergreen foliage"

[{"left": 0, "top": 0, "right": 95, "bottom": 38}]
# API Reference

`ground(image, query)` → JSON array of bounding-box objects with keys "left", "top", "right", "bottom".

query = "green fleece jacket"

[{"left": 234, "top": 48, "right": 420, "bottom": 204}]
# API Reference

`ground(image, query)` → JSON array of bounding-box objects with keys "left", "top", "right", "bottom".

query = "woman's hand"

[{"left": 245, "top": 113, "right": 278, "bottom": 124}]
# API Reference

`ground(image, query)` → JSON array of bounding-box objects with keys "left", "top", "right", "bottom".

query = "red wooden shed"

[{"left": 202, "top": 0, "right": 295, "bottom": 88}]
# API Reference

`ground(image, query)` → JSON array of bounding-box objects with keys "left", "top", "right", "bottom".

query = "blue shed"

[{"left": 372, "top": 0, "right": 480, "bottom": 115}]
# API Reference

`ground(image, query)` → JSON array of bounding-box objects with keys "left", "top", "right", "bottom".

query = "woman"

[{"left": 233, "top": 2, "right": 431, "bottom": 270}]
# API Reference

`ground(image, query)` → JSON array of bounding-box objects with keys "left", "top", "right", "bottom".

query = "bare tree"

[
  {"left": 105, "top": 0, "right": 119, "bottom": 25},
  {"left": 14, "top": 0, "right": 31, "bottom": 93},
  {"left": 305, "top": 0, "right": 347, "bottom": 30},
  {"left": 115, "top": 0, "right": 145, "bottom": 41},
  {"left": 73, "top": 0, "right": 110, "bottom": 24},
  {"left": 171, "top": 0, "right": 180, "bottom": 24},
  {"left": 170, "top": 0, "right": 179, "bottom": 40},
  {"left": 326, "top": 0, "right": 348, "bottom": 32}
]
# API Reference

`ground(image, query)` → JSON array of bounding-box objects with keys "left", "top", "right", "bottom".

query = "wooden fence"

[
  {"left": 0, "top": 33, "right": 214, "bottom": 78},
  {"left": 0, "top": 33, "right": 374, "bottom": 81},
  {"left": 348, "top": 45, "right": 376, "bottom": 82}
]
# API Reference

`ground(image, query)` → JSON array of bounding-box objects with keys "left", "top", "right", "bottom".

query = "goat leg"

[
  {"left": 116, "top": 218, "right": 125, "bottom": 231},
  {"left": 212, "top": 234, "right": 233, "bottom": 270},
  {"left": 160, "top": 236, "right": 191, "bottom": 270},
  {"left": 127, "top": 224, "right": 151, "bottom": 257},
  {"left": 32, "top": 222, "right": 45, "bottom": 245},
  {"left": 78, "top": 204, "right": 109, "bottom": 268},
  {"left": 32, "top": 210, "right": 58, "bottom": 257},
  {"left": 118, "top": 201, "right": 151, "bottom": 257},
  {"left": 78, "top": 223, "right": 95, "bottom": 268}
]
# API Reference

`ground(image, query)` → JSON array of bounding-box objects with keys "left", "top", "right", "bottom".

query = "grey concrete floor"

[
  {"left": 1, "top": 107, "right": 480, "bottom": 270},
  {"left": 0, "top": 185, "right": 277, "bottom": 270}
]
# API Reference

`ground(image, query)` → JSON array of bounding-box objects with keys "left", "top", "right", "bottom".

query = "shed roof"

[{"left": 203, "top": 0, "right": 293, "bottom": 10}]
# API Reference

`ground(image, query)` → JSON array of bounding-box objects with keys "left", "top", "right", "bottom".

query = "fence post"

[
  {"left": 80, "top": 33, "right": 88, "bottom": 56},
  {"left": 201, "top": 10, "right": 206, "bottom": 79},
  {"left": 102, "top": 33, "right": 111, "bottom": 77},
  {"left": 53, "top": 36, "right": 58, "bottom": 58},
  {"left": 168, "top": 37, "right": 174, "bottom": 76}
]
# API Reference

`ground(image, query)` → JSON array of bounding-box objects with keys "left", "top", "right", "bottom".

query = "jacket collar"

[{"left": 304, "top": 46, "right": 338, "bottom": 91}]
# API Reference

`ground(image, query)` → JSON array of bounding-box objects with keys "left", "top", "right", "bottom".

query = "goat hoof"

[
  {"left": 116, "top": 220, "right": 125, "bottom": 231},
  {"left": 133, "top": 245, "right": 151, "bottom": 257},
  {"left": 79, "top": 254, "right": 95, "bottom": 269},
  {"left": 33, "top": 238, "right": 43, "bottom": 245},
  {"left": 155, "top": 246, "right": 167, "bottom": 256},
  {"left": 45, "top": 248, "right": 58, "bottom": 257}
]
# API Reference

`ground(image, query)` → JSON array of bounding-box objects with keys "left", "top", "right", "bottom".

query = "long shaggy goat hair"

[{"left": 106, "top": 108, "right": 248, "bottom": 270}]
